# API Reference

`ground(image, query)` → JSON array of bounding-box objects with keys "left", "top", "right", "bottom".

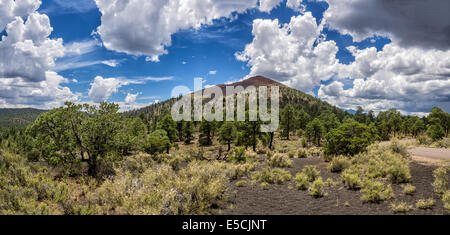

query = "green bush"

[
  {"left": 341, "top": 166, "right": 363, "bottom": 190},
  {"left": 294, "top": 173, "right": 309, "bottom": 190},
  {"left": 0, "top": 150, "right": 69, "bottom": 215},
  {"left": 288, "top": 150, "right": 296, "bottom": 159},
  {"left": 91, "top": 161, "right": 232, "bottom": 215},
  {"left": 301, "top": 165, "right": 321, "bottom": 182},
  {"left": 416, "top": 199, "right": 435, "bottom": 210},
  {"left": 433, "top": 167, "right": 448, "bottom": 195},
  {"left": 443, "top": 191, "right": 450, "bottom": 211},
  {"left": 144, "top": 130, "right": 171, "bottom": 155},
  {"left": 416, "top": 136, "right": 431, "bottom": 145},
  {"left": 389, "top": 140, "right": 409, "bottom": 158},
  {"left": 324, "top": 121, "right": 377, "bottom": 156},
  {"left": 297, "top": 149, "right": 307, "bottom": 158},
  {"left": 228, "top": 147, "right": 247, "bottom": 163},
  {"left": 235, "top": 180, "right": 247, "bottom": 187},
  {"left": 427, "top": 124, "right": 445, "bottom": 141},
  {"left": 328, "top": 156, "right": 351, "bottom": 173},
  {"left": 252, "top": 168, "right": 292, "bottom": 185},
  {"left": 386, "top": 157, "right": 411, "bottom": 183},
  {"left": 308, "top": 177, "right": 326, "bottom": 198},
  {"left": 266, "top": 154, "right": 293, "bottom": 168},
  {"left": 402, "top": 184, "right": 416, "bottom": 195},
  {"left": 360, "top": 180, "right": 394, "bottom": 203},
  {"left": 391, "top": 202, "right": 413, "bottom": 213}
]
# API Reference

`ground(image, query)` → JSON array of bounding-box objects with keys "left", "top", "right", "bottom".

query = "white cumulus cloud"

[
  {"left": 94, "top": 0, "right": 299, "bottom": 61},
  {"left": 88, "top": 76, "right": 125, "bottom": 103}
]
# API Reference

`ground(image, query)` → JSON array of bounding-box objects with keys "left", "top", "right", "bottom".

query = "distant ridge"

[
  {"left": 126, "top": 76, "right": 349, "bottom": 122},
  {"left": 0, "top": 108, "right": 46, "bottom": 129}
]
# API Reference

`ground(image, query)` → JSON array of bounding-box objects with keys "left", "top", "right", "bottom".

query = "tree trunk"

[
  {"left": 269, "top": 132, "right": 274, "bottom": 150},
  {"left": 227, "top": 141, "right": 231, "bottom": 151},
  {"left": 87, "top": 157, "right": 97, "bottom": 177}
]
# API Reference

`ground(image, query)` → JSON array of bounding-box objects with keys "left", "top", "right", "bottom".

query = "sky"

[{"left": 0, "top": 0, "right": 449, "bottom": 115}]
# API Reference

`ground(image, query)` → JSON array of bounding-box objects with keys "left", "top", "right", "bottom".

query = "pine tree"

[
  {"left": 218, "top": 122, "right": 236, "bottom": 151},
  {"left": 280, "top": 104, "right": 295, "bottom": 140}
]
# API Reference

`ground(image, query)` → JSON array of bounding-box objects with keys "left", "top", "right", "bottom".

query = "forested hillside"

[
  {"left": 0, "top": 108, "right": 45, "bottom": 130},
  {"left": 125, "top": 76, "right": 350, "bottom": 127}
]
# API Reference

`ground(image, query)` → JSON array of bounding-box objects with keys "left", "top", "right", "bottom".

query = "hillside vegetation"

[{"left": 0, "top": 76, "right": 449, "bottom": 215}]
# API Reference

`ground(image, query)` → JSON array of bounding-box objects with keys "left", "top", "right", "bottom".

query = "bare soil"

[
  {"left": 408, "top": 147, "right": 450, "bottom": 161},
  {"left": 221, "top": 156, "right": 449, "bottom": 215}
]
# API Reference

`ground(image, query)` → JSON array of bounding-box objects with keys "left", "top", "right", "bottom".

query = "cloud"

[
  {"left": 237, "top": 5, "right": 450, "bottom": 114},
  {"left": 259, "top": 0, "right": 283, "bottom": 12},
  {"left": 0, "top": 10, "right": 65, "bottom": 82},
  {"left": 125, "top": 93, "right": 138, "bottom": 104},
  {"left": 88, "top": 75, "right": 173, "bottom": 103},
  {"left": 236, "top": 12, "right": 343, "bottom": 91},
  {"left": 209, "top": 70, "right": 217, "bottom": 75},
  {"left": 0, "top": 71, "right": 80, "bottom": 109},
  {"left": 318, "top": 43, "right": 450, "bottom": 113},
  {"left": 0, "top": 0, "right": 41, "bottom": 32},
  {"left": 0, "top": 0, "right": 80, "bottom": 109},
  {"left": 101, "top": 60, "right": 120, "bottom": 67},
  {"left": 323, "top": 0, "right": 450, "bottom": 50},
  {"left": 88, "top": 76, "right": 124, "bottom": 103},
  {"left": 94, "top": 0, "right": 264, "bottom": 61}
]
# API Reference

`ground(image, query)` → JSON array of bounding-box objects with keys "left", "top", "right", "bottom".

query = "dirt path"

[{"left": 408, "top": 147, "right": 450, "bottom": 161}]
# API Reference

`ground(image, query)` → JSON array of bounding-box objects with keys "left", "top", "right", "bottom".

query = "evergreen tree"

[
  {"left": 157, "top": 114, "right": 178, "bottom": 143},
  {"left": 280, "top": 104, "right": 295, "bottom": 140},
  {"left": 183, "top": 121, "right": 195, "bottom": 145},
  {"left": 218, "top": 122, "right": 236, "bottom": 151},
  {"left": 305, "top": 118, "right": 326, "bottom": 146},
  {"left": 199, "top": 120, "right": 214, "bottom": 146},
  {"left": 295, "top": 109, "right": 311, "bottom": 131}
]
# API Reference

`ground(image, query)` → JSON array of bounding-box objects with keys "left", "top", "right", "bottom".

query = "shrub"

[
  {"left": 389, "top": 140, "right": 409, "bottom": 158},
  {"left": 297, "top": 149, "right": 307, "bottom": 158},
  {"left": 91, "top": 161, "right": 231, "bottom": 215},
  {"left": 391, "top": 202, "right": 413, "bottom": 213},
  {"left": 321, "top": 153, "right": 333, "bottom": 162},
  {"left": 235, "top": 180, "right": 247, "bottom": 187},
  {"left": 294, "top": 173, "right": 309, "bottom": 190},
  {"left": 288, "top": 150, "right": 296, "bottom": 159},
  {"left": 341, "top": 166, "right": 363, "bottom": 190},
  {"left": 252, "top": 168, "right": 292, "bottom": 185},
  {"left": 230, "top": 162, "right": 258, "bottom": 180},
  {"left": 301, "top": 165, "right": 321, "bottom": 182},
  {"left": 144, "top": 130, "right": 171, "bottom": 155},
  {"left": 325, "top": 178, "right": 339, "bottom": 187},
  {"left": 308, "top": 177, "right": 326, "bottom": 198},
  {"left": 324, "top": 121, "right": 377, "bottom": 156},
  {"left": 386, "top": 157, "right": 411, "bottom": 183},
  {"left": 328, "top": 156, "right": 351, "bottom": 173},
  {"left": 266, "top": 154, "right": 293, "bottom": 168},
  {"left": 402, "top": 184, "right": 416, "bottom": 195},
  {"left": 427, "top": 124, "right": 445, "bottom": 141},
  {"left": 0, "top": 150, "right": 69, "bottom": 215},
  {"left": 228, "top": 147, "right": 247, "bottom": 163},
  {"left": 433, "top": 167, "right": 448, "bottom": 195},
  {"left": 360, "top": 180, "right": 393, "bottom": 203},
  {"left": 416, "top": 199, "right": 435, "bottom": 210},
  {"left": 301, "top": 137, "right": 308, "bottom": 148},
  {"left": 416, "top": 136, "right": 431, "bottom": 145},
  {"left": 443, "top": 191, "right": 450, "bottom": 211}
]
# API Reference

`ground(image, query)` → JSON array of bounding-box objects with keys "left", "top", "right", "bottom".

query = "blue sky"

[
  {"left": 42, "top": 0, "right": 387, "bottom": 103},
  {"left": 1, "top": 0, "right": 448, "bottom": 114}
]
